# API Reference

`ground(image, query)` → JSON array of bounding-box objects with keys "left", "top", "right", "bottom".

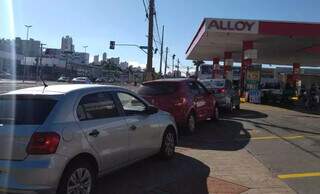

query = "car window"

[
  {"left": 77, "top": 92, "right": 119, "bottom": 121},
  {"left": 0, "top": 95, "right": 57, "bottom": 125},
  {"left": 212, "top": 80, "right": 225, "bottom": 88},
  {"left": 187, "top": 81, "right": 201, "bottom": 95},
  {"left": 137, "top": 82, "right": 178, "bottom": 96},
  {"left": 117, "top": 92, "right": 146, "bottom": 115},
  {"left": 196, "top": 82, "right": 208, "bottom": 94}
]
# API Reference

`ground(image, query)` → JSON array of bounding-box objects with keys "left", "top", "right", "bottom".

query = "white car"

[
  {"left": 0, "top": 84, "right": 178, "bottom": 194},
  {"left": 71, "top": 77, "right": 92, "bottom": 84}
]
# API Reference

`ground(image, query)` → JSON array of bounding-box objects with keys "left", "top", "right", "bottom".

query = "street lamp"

[
  {"left": 36, "top": 43, "right": 46, "bottom": 82},
  {"left": 22, "top": 25, "right": 32, "bottom": 82},
  {"left": 83, "top": 46, "right": 88, "bottom": 53}
]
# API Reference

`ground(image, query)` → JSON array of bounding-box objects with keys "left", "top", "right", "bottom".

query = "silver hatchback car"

[{"left": 0, "top": 84, "right": 178, "bottom": 194}]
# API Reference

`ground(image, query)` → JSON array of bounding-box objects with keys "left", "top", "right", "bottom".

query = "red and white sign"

[{"left": 207, "top": 19, "right": 259, "bottom": 34}]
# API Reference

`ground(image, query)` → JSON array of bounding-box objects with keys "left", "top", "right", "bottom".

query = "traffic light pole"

[{"left": 146, "top": 0, "right": 155, "bottom": 81}]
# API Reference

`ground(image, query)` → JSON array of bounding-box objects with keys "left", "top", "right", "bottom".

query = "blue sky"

[{"left": 1, "top": 0, "right": 320, "bottom": 73}]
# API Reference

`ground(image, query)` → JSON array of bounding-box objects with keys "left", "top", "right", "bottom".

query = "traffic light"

[{"left": 109, "top": 41, "right": 115, "bottom": 50}]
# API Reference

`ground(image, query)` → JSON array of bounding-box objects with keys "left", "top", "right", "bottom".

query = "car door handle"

[
  {"left": 130, "top": 125, "right": 137, "bottom": 131},
  {"left": 89, "top": 129, "right": 100, "bottom": 137}
]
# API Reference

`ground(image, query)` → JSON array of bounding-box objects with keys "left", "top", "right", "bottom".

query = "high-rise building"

[
  {"left": 93, "top": 55, "right": 99, "bottom": 65},
  {"left": 108, "top": 57, "right": 120, "bottom": 66},
  {"left": 61, "top": 35, "right": 74, "bottom": 52},
  {"left": 119, "top": 61, "right": 129, "bottom": 70},
  {"left": 102, "top": 52, "right": 107, "bottom": 61}
]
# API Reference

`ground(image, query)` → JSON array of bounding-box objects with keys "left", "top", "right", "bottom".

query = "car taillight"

[
  {"left": 27, "top": 132, "right": 60, "bottom": 155},
  {"left": 217, "top": 88, "right": 225, "bottom": 93},
  {"left": 174, "top": 97, "right": 187, "bottom": 106}
]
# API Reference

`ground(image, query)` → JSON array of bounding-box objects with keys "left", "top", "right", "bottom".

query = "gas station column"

[
  {"left": 240, "top": 41, "right": 253, "bottom": 93},
  {"left": 224, "top": 52, "right": 233, "bottom": 80},
  {"left": 293, "top": 63, "right": 301, "bottom": 89},
  {"left": 212, "top": 57, "right": 220, "bottom": 79}
]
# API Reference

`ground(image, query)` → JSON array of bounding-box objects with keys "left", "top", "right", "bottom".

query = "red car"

[{"left": 137, "top": 78, "right": 219, "bottom": 134}]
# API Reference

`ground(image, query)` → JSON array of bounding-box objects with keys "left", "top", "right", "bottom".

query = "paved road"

[{"left": 226, "top": 104, "right": 320, "bottom": 194}]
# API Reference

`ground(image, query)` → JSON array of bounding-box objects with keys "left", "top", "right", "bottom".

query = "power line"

[
  {"left": 154, "top": 2, "right": 162, "bottom": 43},
  {"left": 142, "top": 0, "right": 149, "bottom": 19}
]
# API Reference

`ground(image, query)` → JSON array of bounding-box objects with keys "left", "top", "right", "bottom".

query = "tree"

[{"left": 192, "top": 60, "right": 204, "bottom": 79}]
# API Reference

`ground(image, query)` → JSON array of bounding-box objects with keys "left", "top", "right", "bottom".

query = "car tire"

[
  {"left": 185, "top": 113, "right": 196, "bottom": 135},
  {"left": 212, "top": 105, "right": 220, "bottom": 121},
  {"left": 159, "top": 129, "right": 176, "bottom": 159},
  {"left": 57, "top": 159, "right": 97, "bottom": 194}
]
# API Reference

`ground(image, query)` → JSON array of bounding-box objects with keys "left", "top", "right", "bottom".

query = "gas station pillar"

[
  {"left": 293, "top": 63, "right": 301, "bottom": 93},
  {"left": 240, "top": 41, "right": 253, "bottom": 95},
  {"left": 212, "top": 57, "right": 220, "bottom": 79},
  {"left": 224, "top": 52, "right": 233, "bottom": 80}
]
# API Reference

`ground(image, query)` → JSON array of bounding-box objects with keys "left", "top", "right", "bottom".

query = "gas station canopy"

[{"left": 186, "top": 18, "right": 320, "bottom": 66}]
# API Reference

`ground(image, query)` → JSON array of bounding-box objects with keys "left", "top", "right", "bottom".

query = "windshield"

[
  {"left": 201, "top": 80, "right": 225, "bottom": 89},
  {"left": 138, "top": 82, "right": 178, "bottom": 96},
  {"left": 0, "top": 95, "right": 57, "bottom": 124}
]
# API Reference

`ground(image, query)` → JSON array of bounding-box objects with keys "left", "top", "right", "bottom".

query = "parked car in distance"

[
  {"left": 0, "top": 71, "right": 12, "bottom": 79},
  {"left": 95, "top": 77, "right": 107, "bottom": 83},
  {"left": 0, "top": 84, "right": 178, "bottom": 194},
  {"left": 57, "top": 76, "right": 70, "bottom": 82},
  {"left": 200, "top": 79, "right": 240, "bottom": 112},
  {"left": 138, "top": 78, "right": 218, "bottom": 134},
  {"left": 71, "top": 77, "right": 92, "bottom": 84}
]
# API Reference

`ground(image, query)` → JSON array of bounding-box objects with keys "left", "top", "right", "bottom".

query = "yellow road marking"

[
  {"left": 236, "top": 135, "right": 305, "bottom": 141},
  {"left": 251, "top": 135, "right": 305, "bottom": 140},
  {"left": 278, "top": 172, "right": 320, "bottom": 179}
]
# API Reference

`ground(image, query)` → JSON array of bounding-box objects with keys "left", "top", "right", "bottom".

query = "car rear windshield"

[
  {"left": 138, "top": 82, "right": 179, "bottom": 96},
  {"left": 0, "top": 95, "right": 57, "bottom": 125},
  {"left": 201, "top": 80, "right": 225, "bottom": 89}
]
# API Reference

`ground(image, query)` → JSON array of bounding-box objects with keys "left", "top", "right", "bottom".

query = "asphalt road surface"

[{"left": 225, "top": 104, "right": 320, "bottom": 194}]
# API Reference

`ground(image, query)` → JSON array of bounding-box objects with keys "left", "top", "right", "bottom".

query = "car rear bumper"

[{"left": 0, "top": 154, "right": 68, "bottom": 194}]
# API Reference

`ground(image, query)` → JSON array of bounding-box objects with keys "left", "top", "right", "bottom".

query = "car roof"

[{"left": 3, "top": 84, "right": 123, "bottom": 96}]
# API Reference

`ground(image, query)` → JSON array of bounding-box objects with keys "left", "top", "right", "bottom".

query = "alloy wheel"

[{"left": 67, "top": 168, "right": 92, "bottom": 194}]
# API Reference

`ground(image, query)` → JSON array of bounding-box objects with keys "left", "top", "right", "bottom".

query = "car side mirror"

[{"left": 144, "top": 105, "right": 158, "bottom": 114}]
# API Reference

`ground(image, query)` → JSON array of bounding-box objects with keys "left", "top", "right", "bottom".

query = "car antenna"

[{"left": 40, "top": 73, "right": 48, "bottom": 93}]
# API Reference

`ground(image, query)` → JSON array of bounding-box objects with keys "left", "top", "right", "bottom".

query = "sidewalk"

[{"left": 174, "top": 146, "right": 296, "bottom": 194}]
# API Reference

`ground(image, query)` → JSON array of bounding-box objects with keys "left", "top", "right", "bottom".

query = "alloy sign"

[{"left": 207, "top": 19, "right": 259, "bottom": 34}]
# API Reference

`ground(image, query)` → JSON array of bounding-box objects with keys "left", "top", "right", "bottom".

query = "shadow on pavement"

[
  {"left": 232, "top": 117, "right": 320, "bottom": 136},
  {"left": 223, "top": 109, "right": 268, "bottom": 119},
  {"left": 263, "top": 102, "right": 320, "bottom": 115},
  {"left": 96, "top": 153, "right": 210, "bottom": 194},
  {"left": 179, "top": 120, "right": 251, "bottom": 151}
]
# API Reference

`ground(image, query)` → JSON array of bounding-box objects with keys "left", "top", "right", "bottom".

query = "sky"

[{"left": 1, "top": 0, "right": 320, "bottom": 73}]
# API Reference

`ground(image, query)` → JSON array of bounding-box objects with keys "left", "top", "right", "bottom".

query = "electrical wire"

[{"left": 142, "top": 0, "right": 149, "bottom": 19}]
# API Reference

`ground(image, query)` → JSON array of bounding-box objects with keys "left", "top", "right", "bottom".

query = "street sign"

[{"left": 139, "top": 46, "right": 148, "bottom": 50}]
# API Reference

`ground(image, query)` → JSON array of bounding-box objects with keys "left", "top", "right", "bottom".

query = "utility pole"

[
  {"left": 23, "top": 25, "right": 32, "bottom": 82},
  {"left": 146, "top": 0, "right": 155, "bottom": 81},
  {"left": 159, "top": 25, "right": 164, "bottom": 75},
  {"left": 187, "top": 66, "right": 190, "bottom": 77},
  {"left": 176, "top": 58, "right": 180, "bottom": 77},
  {"left": 164, "top": 47, "right": 168, "bottom": 77},
  {"left": 172, "top": 54, "right": 175, "bottom": 77}
]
